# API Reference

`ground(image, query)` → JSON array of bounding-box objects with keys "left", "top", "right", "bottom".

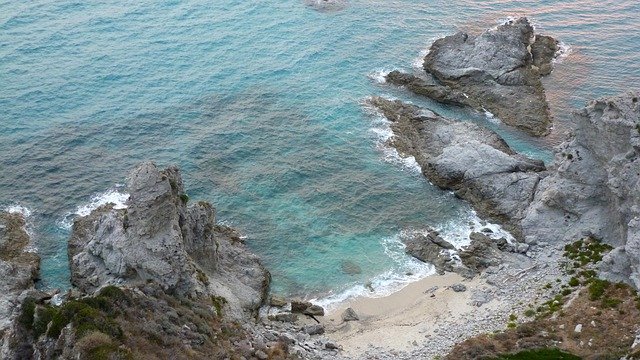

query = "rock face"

[
  {"left": 68, "top": 162, "right": 270, "bottom": 318},
  {"left": 386, "top": 17, "right": 558, "bottom": 136},
  {"left": 517, "top": 93, "right": 639, "bottom": 286},
  {"left": 369, "top": 96, "right": 546, "bottom": 240},
  {"left": 372, "top": 89, "right": 640, "bottom": 288},
  {"left": 0, "top": 212, "right": 40, "bottom": 360}
]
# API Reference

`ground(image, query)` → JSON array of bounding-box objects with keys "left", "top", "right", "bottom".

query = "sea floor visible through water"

[{"left": 1, "top": 0, "right": 639, "bottom": 306}]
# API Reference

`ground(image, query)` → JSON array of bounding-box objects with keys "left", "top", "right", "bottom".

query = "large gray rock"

[
  {"left": 518, "top": 93, "right": 639, "bottom": 286},
  {"left": 403, "top": 228, "right": 456, "bottom": 274},
  {"left": 387, "top": 17, "right": 558, "bottom": 136},
  {"left": 68, "top": 162, "right": 270, "bottom": 318},
  {"left": 369, "top": 96, "right": 546, "bottom": 240},
  {"left": 0, "top": 212, "right": 41, "bottom": 360}
]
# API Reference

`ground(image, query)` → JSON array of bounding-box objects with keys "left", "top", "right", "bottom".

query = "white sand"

[{"left": 320, "top": 273, "right": 488, "bottom": 357}]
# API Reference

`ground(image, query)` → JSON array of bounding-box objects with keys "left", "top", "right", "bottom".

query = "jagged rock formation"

[
  {"left": 371, "top": 91, "right": 640, "bottom": 288},
  {"left": 386, "top": 17, "right": 558, "bottom": 136},
  {"left": 68, "top": 162, "right": 270, "bottom": 319},
  {"left": 517, "top": 93, "right": 639, "bottom": 286},
  {"left": 369, "top": 96, "right": 546, "bottom": 240},
  {"left": 0, "top": 212, "right": 41, "bottom": 360}
]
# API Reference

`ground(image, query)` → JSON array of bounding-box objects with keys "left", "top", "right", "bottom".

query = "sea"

[{"left": 1, "top": 0, "right": 639, "bottom": 309}]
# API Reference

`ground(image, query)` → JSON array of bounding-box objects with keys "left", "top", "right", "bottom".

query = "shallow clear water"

[{"left": 1, "top": 0, "right": 638, "bottom": 301}]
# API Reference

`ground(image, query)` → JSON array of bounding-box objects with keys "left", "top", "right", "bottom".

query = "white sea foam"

[
  {"left": 412, "top": 46, "right": 431, "bottom": 70},
  {"left": 312, "top": 210, "right": 515, "bottom": 312},
  {"left": 312, "top": 233, "right": 435, "bottom": 312},
  {"left": 553, "top": 41, "right": 572, "bottom": 63},
  {"left": 368, "top": 69, "right": 393, "bottom": 84},
  {"left": 3, "top": 204, "right": 33, "bottom": 218},
  {"left": 363, "top": 97, "right": 423, "bottom": 174},
  {"left": 483, "top": 109, "right": 502, "bottom": 124},
  {"left": 59, "top": 187, "right": 129, "bottom": 230}
]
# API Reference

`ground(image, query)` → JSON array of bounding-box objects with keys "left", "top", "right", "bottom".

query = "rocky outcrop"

[
  {"left": 386, "top": 17, "right": 558, "bottom": 136},
  {"left": 371, "top": 88, "right": 640, "bottom": 288},
  {"left": 369, "top": 96, "right": 546, "bottom": 240},
  {"left": 517, "top": 92, "right": 639, "bottom": 286},
  {"left": 404, "top": 229, "right": 457, "bottom": 274},
  {"left": 68, "top": 162, "right": 270, "bottom": 318},
  {"left": 0, "top": 212, "right": 41, "bottom": 360}
]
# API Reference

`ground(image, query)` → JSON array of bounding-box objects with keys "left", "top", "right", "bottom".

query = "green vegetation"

[
  {"left": 524, "top": 309, "right": 536, "bottom": 317},
  {"left": 568, "top": 277, "right": 580, "bottom": 287},
  {"left": 492, "top": 348, "right": 581, "bottom": 360},
  {"left": 563, "top": 238, "right": 612, "bottom": 267},
  {"left": 180, "top": 193, "right": 189, "bottom": 203},
  {"left": 211, "top": 296, "right": 227, "bottom": 317},
  {"left": 21, "top": 286, "right": 128, "bottom": 341},
  {"left": 588, "top": 279, "right": 609, "bottom": 300},
  {"left": 509, "top": 314, "right": 517, "bottom": 321}
]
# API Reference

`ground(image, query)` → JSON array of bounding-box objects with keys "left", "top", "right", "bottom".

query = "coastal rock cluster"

[
  {"left": 372, "top": 90, "right": 640, "bottom": 290},
  {"left": 369, "top": 96, "right": 546, "bottom": 241},
  {"left": 386, "top": 17, "right": 558, "bottom": 136},
  {"left": 0, "top": 163, "right": 341, "bottom": 359}
]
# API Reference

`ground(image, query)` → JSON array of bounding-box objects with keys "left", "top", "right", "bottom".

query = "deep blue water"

[{"left": 1, "top": 0, "right": 639, "bottom": 302}]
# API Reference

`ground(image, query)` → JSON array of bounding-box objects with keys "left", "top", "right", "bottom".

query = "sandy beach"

[{"left": 320, "top": 273, "right": 487, "bottom": 357}]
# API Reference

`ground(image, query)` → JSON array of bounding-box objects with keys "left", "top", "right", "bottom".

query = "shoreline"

[
  {"left": 321, "top": 273, "right": 477, "bottom": 356},
  {"left": 311, "top": 242, "right": 567, "bottom": 359}
]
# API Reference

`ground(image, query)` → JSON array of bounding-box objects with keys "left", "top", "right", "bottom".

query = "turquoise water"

[{"left": 1, "top": 0, "right": 639, "bottom": 301}]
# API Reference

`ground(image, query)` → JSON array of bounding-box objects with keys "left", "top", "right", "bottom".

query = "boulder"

[
  {"left": 269, "top": 295, "right": 288, "bottom": 307},
  {"left": 303, "top": 324, "right": 325, "bottom": 336},
  {"left": 303, "top": 305, "right": 325, "bottom": 317},
  {"left": 341, "top": 307, "right": 359, "bottom": 322},
  {"left": 291, "top": 300, "right": 313, "bottom": 313},
  {"left": 403, "top": 228, "right": 456, "bottom": 273}
]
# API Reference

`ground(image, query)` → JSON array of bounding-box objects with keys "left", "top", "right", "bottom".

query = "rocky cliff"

[
  {"left": 519, "top": 92, "right": 639, "bottom": 286},
  {"left": 386, "top": 17, "right": 558, "bottom": 136},
  {"left": 0, "top": 212, "right": 41, "bottom": 360},
  {"left": 371, "top": 91, "right": 640, "bottom": 288},
  {"left": 68, "top": 162, "right": 270, "bottom": 319},
  {"left": 368, "top": 96, "right": 546, "bottom": 240},
  {"left": 1, "top": 163, "right": 298, "bottom": 360}
]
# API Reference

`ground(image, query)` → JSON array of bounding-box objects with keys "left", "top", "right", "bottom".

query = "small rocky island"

[{"left": 386, "top": 17, "right": 558, "bottom": 136}]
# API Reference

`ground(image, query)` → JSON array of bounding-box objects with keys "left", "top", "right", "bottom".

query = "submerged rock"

[
  {"left": 387, "top": 17, "right": 558, "bottom": 136},
  {"left": 340, "top": 260, "right": 362, "bottom": 275}
]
